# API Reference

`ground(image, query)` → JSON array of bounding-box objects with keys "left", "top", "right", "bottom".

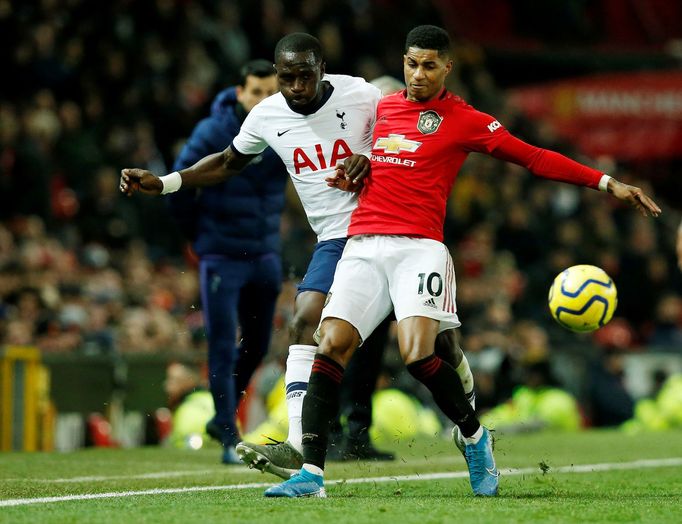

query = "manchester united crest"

[{"left": 417, "top": 110, "right": 443, "bottom": 134}]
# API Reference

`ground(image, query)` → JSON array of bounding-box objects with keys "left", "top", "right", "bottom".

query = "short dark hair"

[
  {"left": 404, "top": 25, "right": 451, "bottom": 56},
  {"left": 238, "top": 59, "right": 275, "bottom": 86},
  {"left": 274, "top": 33, "right": 323, "bottom": 63}
]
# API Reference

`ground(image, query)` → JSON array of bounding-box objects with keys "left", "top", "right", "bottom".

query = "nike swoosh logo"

[
  {"left": 486, "top": 467, "right": 500, "bottom": 477},
  {"left": 277, "top": 129, "right": 291, "bottom": 137}
]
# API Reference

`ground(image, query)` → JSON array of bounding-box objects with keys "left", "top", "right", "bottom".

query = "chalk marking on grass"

[
  {"left": 2, "top": 468, "right": 258, "bottom": 483},
  {"left": 47, "top": 469, "right": 240, "bottom": 483},
  {"left": 2, "top": 457, "right": 682, "bottom": 507},
  {"left": 13, "top": 457, "right": 465, "bottom": 483}
]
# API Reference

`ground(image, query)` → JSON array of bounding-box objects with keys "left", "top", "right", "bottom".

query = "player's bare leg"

[{"left": 399, "top": 317, "right": 498, "bottom": 496}]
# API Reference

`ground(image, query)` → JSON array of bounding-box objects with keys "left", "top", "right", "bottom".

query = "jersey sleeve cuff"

[{"left": 229, "top": 141, "right": 245, "bottom": 156}]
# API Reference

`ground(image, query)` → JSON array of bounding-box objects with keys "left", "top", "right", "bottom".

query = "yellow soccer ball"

[{"left": 548, "top": 265, "right": 618, "bottom": 332}]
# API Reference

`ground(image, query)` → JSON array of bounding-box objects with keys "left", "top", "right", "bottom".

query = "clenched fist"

[{"left": 120, "top": 169, "right": 163, "bottom": 196}]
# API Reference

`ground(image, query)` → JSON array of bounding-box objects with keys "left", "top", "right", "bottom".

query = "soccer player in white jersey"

[{"left": 120, "top": 33, "right": 477, "bottom": 478}]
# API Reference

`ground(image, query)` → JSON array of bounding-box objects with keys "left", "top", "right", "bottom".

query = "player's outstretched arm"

[
  {"left": 490, "top": 134, "right": 661, "bottom": 218},
  {"left": 606, "top": 178, "right": 661, "bottom": 217},
  {"left": 325, "top": 154, "right": 370, "bottom": 192},
  {"left": 120, "top": 146, "right": 253, "bottom": 197}
]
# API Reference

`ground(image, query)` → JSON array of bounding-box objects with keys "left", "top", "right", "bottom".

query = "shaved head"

[{"left": 274, "top": 33, "right": 323, "bottom": 64}]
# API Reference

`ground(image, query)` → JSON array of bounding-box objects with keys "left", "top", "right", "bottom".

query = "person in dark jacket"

[{"left": 167, "top": 59, "right": 287, "bottom": 464}]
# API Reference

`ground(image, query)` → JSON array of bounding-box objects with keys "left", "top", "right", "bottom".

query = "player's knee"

[
  {"left": 290, "top": 292, "right": 325, "bottom": 344},
  {"left": 288, "top": 313, "right": 308, "bottom": 340},
  {"left": 317, "top": 319, "right": 358, "bottom": 366},
  {"left": 289, "top": 310, "right": 320, "bottom": 344},
  {"left": 402, "top": 345, "right": 435, "bottom": 366}
]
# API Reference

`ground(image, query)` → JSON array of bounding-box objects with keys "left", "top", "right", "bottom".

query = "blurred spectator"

[
  {"left": 586, "top": 348, "right": 635, "bottom": 427},
  {"left": 55, "top": 100, "right": 103, "bottom": 196},
  {"left": 480, "top": 359, "right": 582, "bottom": 433},
  {"left": 649, "top": 294, "right": 682, "bottom": 348},
  {"left": 78, "top": 166, "right": 139, "bottom": 248},
  {"left": 163, "top": 361, "right": 215, "bottom": 449},
  {"left": 622, "top": 374, "right": 682, "bottom": 433}
]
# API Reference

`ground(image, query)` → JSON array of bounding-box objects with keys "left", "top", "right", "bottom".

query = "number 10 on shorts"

[{"left": 417, "top": 272, "right": 443, "bottom": 296}]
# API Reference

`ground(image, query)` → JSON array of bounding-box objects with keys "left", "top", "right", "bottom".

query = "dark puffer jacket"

[{"left": 168, "top": 87, "right": 287, "bottom": 257}]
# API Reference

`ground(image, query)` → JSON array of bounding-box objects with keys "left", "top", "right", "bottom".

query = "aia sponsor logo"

[{"left": 293, "top": 139, "right": 353, "bottom": 174}]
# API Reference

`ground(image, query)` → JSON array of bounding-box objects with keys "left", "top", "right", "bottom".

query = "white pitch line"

[
  {"left": 45, "top": 469, "right": 233, "bottom": 483},
  {"left": 2, "top": 469, "right": 257, "bottom": 484},
  {"left": 2, "top": 457, "right": 682, "bottom": 508},
  {"left": 15, "top": 457, "right": 464, "bottom": 483},
  {"left": 0, "top": 482, "right": 274, "bottom": 508}
]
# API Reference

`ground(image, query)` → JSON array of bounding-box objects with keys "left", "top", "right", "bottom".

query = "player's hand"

[
  {"left": 607, "top": 179, "right": 661, "bottom": 217},
  {"left": 325, "top": 155, "right": 370, "bottom": 192},
  {"left": 120, "top": 168, "right": 163, "bottom": 196},
  {"left": 342, "top": 154, "right": 370, "bottom": 185},
  {"left": 325, "top": 169, "right": 362, "bottom": 192}
]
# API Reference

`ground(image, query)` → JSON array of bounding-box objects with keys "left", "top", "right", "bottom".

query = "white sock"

[
  {"left": 302, "top": 463, "right": 324, "bottom": 477},
  {"left": 285, "top": 344, "right": 316, "bottom": 452},
  {"left": 455, "top": 354, "right": 475, "bottom": 403},
  {"left": 464, "top": 425, "right": 483, "bottom": 445}
]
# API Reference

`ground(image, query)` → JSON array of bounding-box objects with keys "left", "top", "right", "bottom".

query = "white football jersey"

[{"left": 232, "top": 74, "right": 381, "bottom": 241}]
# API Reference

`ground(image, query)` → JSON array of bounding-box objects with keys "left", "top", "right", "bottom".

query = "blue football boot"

[
  {"left": 264, "top": 468, "right": 326, "bottom": 498},
  {"left": 464, "top": 427, "right": 499, "bottom": 496}
]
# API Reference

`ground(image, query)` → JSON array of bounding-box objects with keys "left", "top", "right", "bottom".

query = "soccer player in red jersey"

[{"left": 265, "top": 25, "right": 661, "bottom": 498}]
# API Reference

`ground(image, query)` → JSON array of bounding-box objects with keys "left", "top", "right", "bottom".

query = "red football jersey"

[
  {"left": 349, "top": 89, "right": 509, "bottom": 241},
  {"left": 348, "top": 89, "right": 603, "bottom": 241}
]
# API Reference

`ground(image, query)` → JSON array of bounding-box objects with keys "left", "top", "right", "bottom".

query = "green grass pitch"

[{"left": 2, "top": 429, "right": 681, "bottom": 523}]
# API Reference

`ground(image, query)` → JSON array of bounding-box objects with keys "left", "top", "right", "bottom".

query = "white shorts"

[{"left": 320, "top": 235, "right": 461, "bottom": 342}]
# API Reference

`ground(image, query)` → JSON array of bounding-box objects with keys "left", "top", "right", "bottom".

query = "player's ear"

[
  {"left": 235, "top": 85, "right": 244, "bottom": 104},
  {"left": 444, "top": 59, "right": 453, "bottom": 76},
  {"left": 319, "top": 60, "right": 326, "bottom": 77}
]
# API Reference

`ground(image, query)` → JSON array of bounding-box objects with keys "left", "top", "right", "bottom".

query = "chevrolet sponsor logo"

[
  {"left": 374, "top": 134, "right": 422, "bottom": 154},
  {"left": 371, "top": 154, "right": 416, "bottom": 167}
]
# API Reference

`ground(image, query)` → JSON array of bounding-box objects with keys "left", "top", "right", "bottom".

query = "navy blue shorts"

[{"left": 297, "top": 238, "right": 348, "bottom": 295}]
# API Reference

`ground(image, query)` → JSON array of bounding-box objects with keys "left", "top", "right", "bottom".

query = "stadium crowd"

[{"left": 2, "top": 1, "right": 681, "bottom": 424}]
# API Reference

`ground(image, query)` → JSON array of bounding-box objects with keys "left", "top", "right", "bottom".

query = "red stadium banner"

[{"left": 509, "top": 72, "right": 682, "bottom": 160}]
